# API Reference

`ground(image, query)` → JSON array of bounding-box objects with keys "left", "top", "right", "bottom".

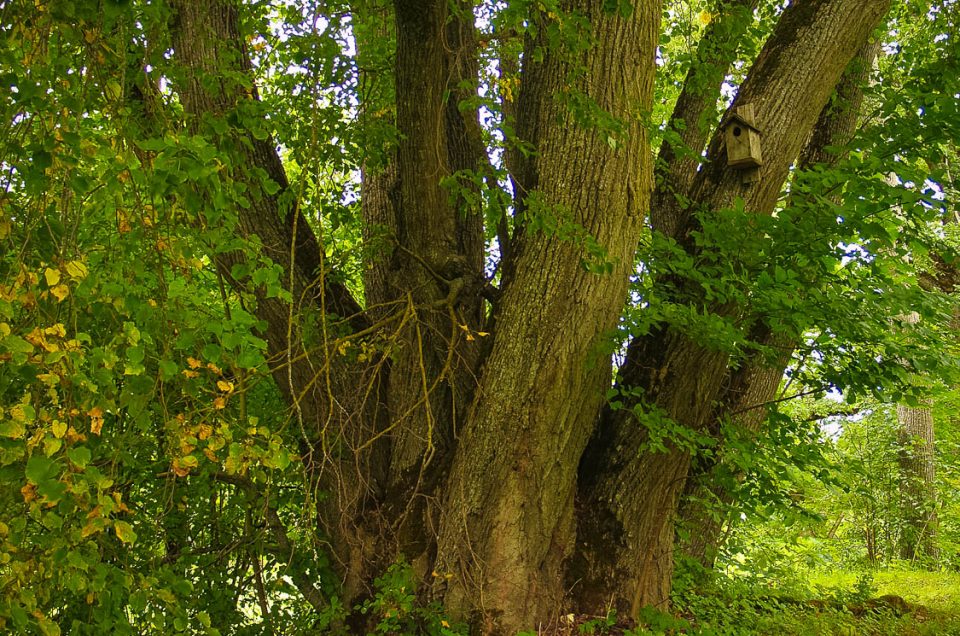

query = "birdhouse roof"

[{"left": 723, "top": 112, "right": 762, "bottom": 134}]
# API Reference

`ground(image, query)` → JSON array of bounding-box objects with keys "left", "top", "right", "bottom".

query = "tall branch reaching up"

[{"left": 652, "top": 0, "right": 759, "bottom": 240}]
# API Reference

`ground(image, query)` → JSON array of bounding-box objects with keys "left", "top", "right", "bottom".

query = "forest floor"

[
  {"left": 569, "top": 568, "right": 960, "bottom": 635},
  {"left": 677, "top": 568, "right": 960, "bottom": 636}
]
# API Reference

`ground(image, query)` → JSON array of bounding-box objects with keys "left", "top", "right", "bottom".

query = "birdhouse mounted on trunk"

[{"left": 722, "top": 104, "right": 762, "bottom": 181}]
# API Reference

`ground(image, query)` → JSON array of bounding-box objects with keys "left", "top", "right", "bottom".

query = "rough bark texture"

[
  {"left": 432, "top": 3, "right": 660, "bottom": 632},
  {"left": 372, "top": 2, "right": 487, "bottom": 573},
  {"left": 897, "top": 403, "right": 939, "bottom": 563},
  {"left": 575, "top": 0, "right": 890, "bottom": 617}
]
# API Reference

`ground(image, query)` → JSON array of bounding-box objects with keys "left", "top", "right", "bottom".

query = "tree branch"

[{"left": 213, "top": 472, "right": 328, "bottom": 615}]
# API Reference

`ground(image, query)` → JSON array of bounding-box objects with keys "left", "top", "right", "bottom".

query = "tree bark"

[
  {"left": 896, "top": 403, "right": 939, "bottom": 563},
  {"left": 432, "top": 2, "right": 660, "bottom": 632},
  {"left": 575, "top": 0, "right": 890, "bottom": 617}
]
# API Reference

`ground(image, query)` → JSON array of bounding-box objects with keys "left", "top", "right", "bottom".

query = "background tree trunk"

[{"left": 896, "top": 403, "right": 939, "bottom": 563}]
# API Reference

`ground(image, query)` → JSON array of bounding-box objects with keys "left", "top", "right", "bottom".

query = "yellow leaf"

[
  {"left": 113, "top": 520, "right": 137, "bottom": 544},
  {"left": 0, "top": 322, "right": 9, "bottom": 337},
  {"left": 64, "top": 260, "right": 88, "bottom": 279},
  {"left": 116, "top": 500, "right": 131, "bottom": 514},
  {"left": 52, "top": 420, "right": 67, "bottom": 438},
  {"left": 182, "top": 369, "right": 199, "bottom": 379},
  {"left": 173, "top": 455, "right": 198, "bottom": 476},
  {"left": 81, "top": 521, "right": 102, "bottom": 537},
  {"left": 216, "top": 380, "right": 234, "bottom": 393},
  {"left": 87, "top": 406, "right": 104, "bottom": 436},
  {"left": 10, "top": 404, "right": 33, "bottom": 422},
  {"left": 197, "top": 424, "right": 213, "bottom": 440},
  {"left": 206, "top": 362, "right": 222, "bottom": 374},
  {"left": 37, "top": 373, "right": 60, "bottom": 385},
  {"left": 44, "top": 267, "right": 60, "bottom": 286},
  {"left": 44, "top": 437, "right": 62, "bottom": 456},
  {"left": 43, "top": 323, "right": 66, "bottom": 338},
  {"left": 213, "top": 397, "right": 226, "bottom": 410},
  {"left": 1, "top": 419, "right": 25, "bottom": 439},
  {"left": 698, "top": 10, "right": 713, "bottom": 25},
  {"left": 187, "top": 357, "right": 202, "bottom": 369},
  {"left": 50, "top": 284, "right": 70, "bottom": 302}
]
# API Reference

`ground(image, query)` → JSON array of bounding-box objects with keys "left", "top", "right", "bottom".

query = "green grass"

[
  {"left": 666, "top": 568, "right": 960, "bottom": 636},
  {"left": 807, "top": 568, "right": 960, "bottom": 615}
]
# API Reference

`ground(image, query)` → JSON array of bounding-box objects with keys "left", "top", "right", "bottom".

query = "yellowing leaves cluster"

[{"left": 87, "top": 406, "right": 104, "bottom": 436}]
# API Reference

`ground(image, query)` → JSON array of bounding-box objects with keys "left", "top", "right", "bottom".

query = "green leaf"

[
  {"left": 3, "top": 335, "right": 34, "bottom": 354},
  {"left": 114, "top": 520, "right": 137, "bottom": 544},
  {"left": 36, "top": 616, "right": 61, "bottom": 636},
  {"left": 25, "top": 455, "right": 59, "bottom": 485},
  {"left": 67, "top": 446, "right": 92, "bottom": 468},
  {"left": 159, "top": 359, "right": 179, "bottom": 380}
]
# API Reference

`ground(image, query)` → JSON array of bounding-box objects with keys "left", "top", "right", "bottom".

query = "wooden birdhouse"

[{"left": 723, "top": 104, "right": 762, "bottom": 171}]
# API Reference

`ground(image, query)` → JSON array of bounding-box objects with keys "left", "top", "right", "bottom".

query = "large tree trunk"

[
  {"left": 896, "top": 403, "right": 939, "bottom": 563},
  {"left": 432, "top": 3, "right": 661, "bottom": 631},
  {"left": 574, "top": 0, "right": 890, "bottom": 616},
  {"left": 377, "top": 0, "right": 488, "bottom": 572}
]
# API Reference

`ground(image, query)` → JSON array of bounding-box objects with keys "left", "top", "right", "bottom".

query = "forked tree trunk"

[
  {"left": 677, "top": 38, "right": 881, "bottom": 569},
  {"left": 896, "top": 403, "right": 939, "bottom": 563},
  {"left": 163, "top": 0, "right": 898, "bottom": 632},
  {"left": 575, "top": 0, "right": 890, "bottom": 616}
]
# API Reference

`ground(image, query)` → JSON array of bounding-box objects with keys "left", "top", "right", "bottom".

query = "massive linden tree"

[{"left": 0, "top": 0, "right": 956, "bottom": 633}]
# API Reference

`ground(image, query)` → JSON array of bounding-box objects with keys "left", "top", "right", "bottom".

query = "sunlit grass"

[
  {"left": 673, "top": 567, "right": 960, "bottom": 635},
  {"left": 808, "top": 568, "right": 960, "bottom": 614}
]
